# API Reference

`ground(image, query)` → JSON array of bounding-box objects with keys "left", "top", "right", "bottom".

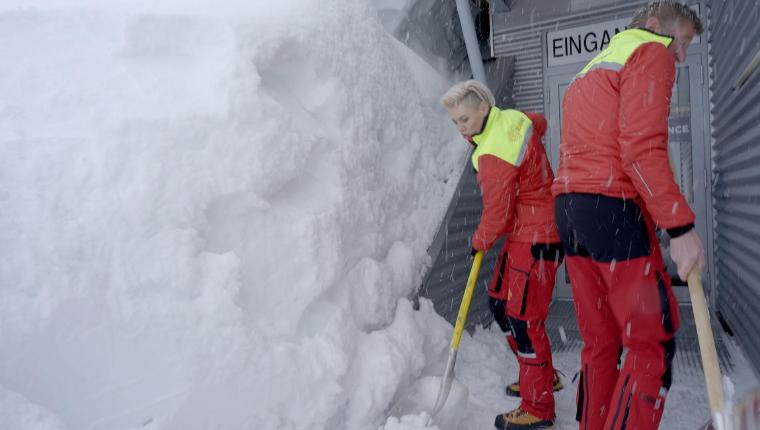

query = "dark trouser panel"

[
  {"left": 488, "top": 240, "right": 564, "bottom": 420},
  {"left": 555, "top": 193, "right": 680, "bottom": 430}
]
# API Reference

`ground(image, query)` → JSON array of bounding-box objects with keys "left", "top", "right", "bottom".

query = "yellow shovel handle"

[{"left": 450, "top": 251, "right": 484, "bottom": 350}]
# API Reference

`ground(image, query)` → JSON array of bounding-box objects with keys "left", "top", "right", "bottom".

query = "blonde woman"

[{"left": 442, "top": 80, "right": 563, "bottom": 430}]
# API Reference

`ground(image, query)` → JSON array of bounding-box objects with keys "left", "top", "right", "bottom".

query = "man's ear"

[{"left": 644, "top": 16, "right": 661, "bottom": 33}]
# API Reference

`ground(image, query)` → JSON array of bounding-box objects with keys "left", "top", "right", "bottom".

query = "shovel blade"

[{"left": 431, "top": 350, "right": 457, "bottom": 416}]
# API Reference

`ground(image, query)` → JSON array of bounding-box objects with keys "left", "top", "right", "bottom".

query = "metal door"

[{"left": 546, "top": 71, "right": 573, "bottom": 300}]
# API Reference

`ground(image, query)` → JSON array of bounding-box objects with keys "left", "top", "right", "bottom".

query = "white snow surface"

[
  {"left": 1, "top": 1, "right": 754, "bottom": 430},
  {"left": 0, "top": 1, "right": 467, "bottom": 429},
  {"left": 369, "top": 0, "right": 414, "bottom": 33}
]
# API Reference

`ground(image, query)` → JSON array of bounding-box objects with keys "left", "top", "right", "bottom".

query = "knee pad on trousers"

[
  {"left": 507, "top": 316, "right": 536, "bottom": 359},
  {"left": 489, "top": 297, "right": 511, "bottom": 333}
]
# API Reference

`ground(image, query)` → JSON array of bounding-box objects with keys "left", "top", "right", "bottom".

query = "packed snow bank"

[
  {"left": 0, "top": 1, "right": 468, "bottom": 429},
  {"left": 0, "top": 387, "right": 66, "bottom": 430},
  {"left": 370, "top": 0, "right": 415, "bottom": 33}
]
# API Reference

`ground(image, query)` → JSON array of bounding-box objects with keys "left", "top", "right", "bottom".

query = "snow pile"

[
  {"left": 1, "top": 1, "right": 731, "bottom": 429},
  {"left": 370, "top": 0, "right": 415, "bottom": 33},
  {"left": 382, "top": 413, "right": 439, "bottom": 430},
  {"left": 0, "top": 387, "right": 65, "bottom": 430},
  {"left": 0, "top": 1, "right": 468, "bottom": 429}
]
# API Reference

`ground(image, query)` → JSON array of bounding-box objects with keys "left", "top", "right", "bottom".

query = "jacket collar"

[
  {"left": 471, "top": 107, "right": 498, "bottom": 145},
  {"left": 614, "top": 27, "right": 673, "bottom": 48}
]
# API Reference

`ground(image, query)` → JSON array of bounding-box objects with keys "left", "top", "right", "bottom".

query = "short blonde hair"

[
  {"left": 440, "top": 80, "right": 495, "bottom": 110},
  {"left": 631, "top": 1, "right": 703, "bottom": 34}
]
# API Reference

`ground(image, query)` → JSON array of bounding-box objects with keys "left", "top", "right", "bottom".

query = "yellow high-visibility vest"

[
  {"left": 576, "top": 28, "right": 672, "bottom": 79},
  {"left": 471, "top": 107, "right": 533, "bottom": 172}
]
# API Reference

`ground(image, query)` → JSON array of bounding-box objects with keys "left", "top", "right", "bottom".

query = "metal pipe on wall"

[{"left": 455, "top": 0, "right": 487, "bottom": 84}]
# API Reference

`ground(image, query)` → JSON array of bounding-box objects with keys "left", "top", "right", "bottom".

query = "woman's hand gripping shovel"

[{"left": 429, "top": 250, "right": 484, "bottom": 417}]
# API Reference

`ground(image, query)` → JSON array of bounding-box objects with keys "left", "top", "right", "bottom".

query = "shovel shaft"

[
  {"left": 450, "top": 251, "right": 484, "bottom": 350},
  {"left": 687, "top": 269, "right": 727, "bottom": 423},
  {"left": 431, "top": 251, "right": 484, "bottom": 417}
]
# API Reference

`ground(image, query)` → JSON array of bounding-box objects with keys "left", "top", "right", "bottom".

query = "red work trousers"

[
  {"left": 555, "top": 193, "right": 680, "bottom": 430},
  {"left": 488, "top": 240, "right": 563, "bottom": 420}
]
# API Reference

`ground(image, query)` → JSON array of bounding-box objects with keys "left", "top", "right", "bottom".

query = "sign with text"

[
  {"left": 546, "top": 5, "right": 701, "bottom": 68},
  {"left": 546, "top": 18, "right": 629, "bottom": 67}
]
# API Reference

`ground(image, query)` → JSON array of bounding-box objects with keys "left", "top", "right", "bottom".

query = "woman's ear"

[{"left": 479, "top": 100, "right": 490, "bottom": 117}]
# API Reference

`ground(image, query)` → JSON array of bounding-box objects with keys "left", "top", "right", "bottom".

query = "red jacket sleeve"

[
  {"left": 619, "top": 42, "right": 695, "bottom": 229},
  {"left": 472, "top": 154, "right": 519, "bottom": 251}
]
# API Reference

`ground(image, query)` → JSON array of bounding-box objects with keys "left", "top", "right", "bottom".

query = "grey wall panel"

[
  {"left": 492, "top": 0, "right": 635, "bottom": 28},
  {"left": 708, "top": 0, "right": 760, "bottom": 377},
  {"left": 485, "top": 56, "right": 516, "bottom": 108}
]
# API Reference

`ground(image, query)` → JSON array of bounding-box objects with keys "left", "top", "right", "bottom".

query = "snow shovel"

[
  {"left": 687, "top": 269, "right": 731, "bottom": 430},
  {"left": 430, "top": 250, "right": 484, "bottom": 417}
]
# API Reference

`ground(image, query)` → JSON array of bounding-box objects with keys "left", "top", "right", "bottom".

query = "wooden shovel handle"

[{"left": 687, "top": 269, "right": 726, "bottom": 418}]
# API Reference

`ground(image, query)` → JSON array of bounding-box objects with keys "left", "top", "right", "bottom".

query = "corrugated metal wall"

[
  {"left": 491, "top": 1, "right": 646, "bottom": 112},
  {"left": 708, "top": 0, "right": 760, "bottom": 377}
]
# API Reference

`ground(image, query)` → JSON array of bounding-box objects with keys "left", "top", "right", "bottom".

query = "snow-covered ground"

[{"left": 1, "top": 1, "right": 756, "bottom": 430}]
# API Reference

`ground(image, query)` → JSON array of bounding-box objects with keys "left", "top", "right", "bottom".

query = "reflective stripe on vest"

[
  {"left": 471, "top": 107, "right": 533, "bottom": 172},
  {"left": 575, "top": 28, "right": 672, "bottom": 79}
]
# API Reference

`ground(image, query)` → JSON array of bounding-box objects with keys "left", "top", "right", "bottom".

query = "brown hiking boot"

[
  {"left": 494, "top": 406, "right": 555, "bottom": 430},
  {"left": 505, "top": 372, "right": 563, "bottom": 397}
]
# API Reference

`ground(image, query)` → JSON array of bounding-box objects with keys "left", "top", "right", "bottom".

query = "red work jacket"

[
  {"left": 470, "top": 107, "right": 559, "bottom": 251},
  {"left": 552, "top": 28, "right": 695, "bottom": 231}
]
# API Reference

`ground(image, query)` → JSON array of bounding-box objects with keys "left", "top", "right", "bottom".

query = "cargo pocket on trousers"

[{"left": 506, "top": 264, "right": 532, "bottom": 318}]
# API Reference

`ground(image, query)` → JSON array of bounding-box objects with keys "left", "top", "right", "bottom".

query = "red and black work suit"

[
  {"left": 552, "top": 28, "right": 695, "bottom": 430},
  {"left": 470, "top": 107, "right": 563, "bottom": 421}
]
